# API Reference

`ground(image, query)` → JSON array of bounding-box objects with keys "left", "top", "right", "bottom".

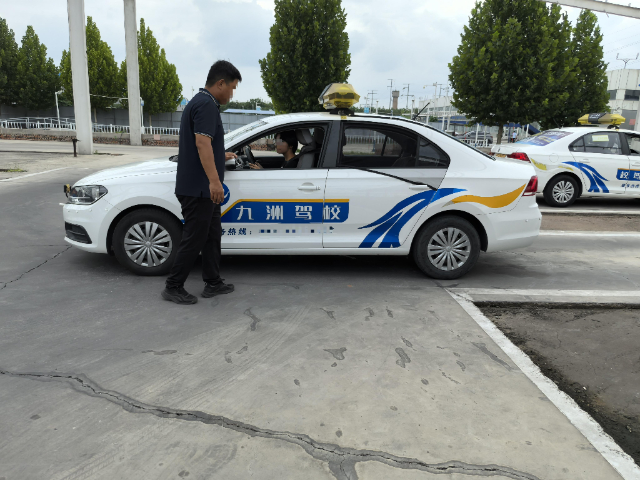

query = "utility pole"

[
  {"left": 124, "top": 0, "right": 142, "bottom": 146},
  {"left": 388, "top": 79, "right": 394, "bottom": 109},
  {"left": 616, "top": 53, "right": 639, "bottom": 69},
  {"left": 367, "top": 90, "right": 377, "bottom": 111},
  {"left": 402, "top": 84, "right": 410, "bottom": 109},
  {"left": 55, "top": 89, "right": 64, "bottom": 129},
  {"left": 66, "top": 0, "right": 93, "bottom": 154}
]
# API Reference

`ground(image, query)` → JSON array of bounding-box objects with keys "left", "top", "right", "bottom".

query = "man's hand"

[
  {"left": 209, "top": 180, "right": 225, "bottom": 204},
  {"left": 225, "top": 152, "right": 238, "bottom": 161}
]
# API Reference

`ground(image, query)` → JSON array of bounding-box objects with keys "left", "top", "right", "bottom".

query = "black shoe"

[
  {"left": 161, "top": 287, "right": 198, "bottom": 305},
  {"left": 202, "top": 281, "right": 235, "bottom": 298}
]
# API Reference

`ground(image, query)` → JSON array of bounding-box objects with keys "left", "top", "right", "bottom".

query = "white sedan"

[
  {"left": 491, "top": 122, "right": 640, "bottom": 207},
  {"left": 63, "top": 112, "right": 540, "bottom": 279}
]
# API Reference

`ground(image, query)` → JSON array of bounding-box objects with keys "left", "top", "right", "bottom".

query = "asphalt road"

[{"left": 0, "top": 158, "right": 636, "bottom": 480}]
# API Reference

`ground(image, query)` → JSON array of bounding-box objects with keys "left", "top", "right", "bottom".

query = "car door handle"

[
  {"left": 580, "top": 159, "right": 591, "bottom": 163},
  {"left": 409, "top": 185, "right": 433, "bottom": 191},
  {"left": 298, "top": 184, "right": 320, "bottom": 191},
  {"left": 632, "top": 162, "right": 640, "bottom": 167}
]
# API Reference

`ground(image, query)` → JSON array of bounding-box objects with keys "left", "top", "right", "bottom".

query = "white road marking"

[
  {"left": 0, "top": 167, "right": 69, "bottom": 183},
  {"left": 450, "top": 288, "right": 640, "bottom": 298},
  {"left": 447, "top": 289, "right": 640, "bottom": 480},
  {"left": 540, "top": 209, "right": 640, "bottom": 215},
  {"left": 540, "top": 231, "right": 640, "bottom": 237}
]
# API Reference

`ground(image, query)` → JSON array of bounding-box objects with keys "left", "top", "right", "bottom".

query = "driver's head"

[
  {"left": 275, "top": 130, "right": 298, "bottom": 155},
  {"left": 206, "top": 60, "right": 242, "bottom": 105}
]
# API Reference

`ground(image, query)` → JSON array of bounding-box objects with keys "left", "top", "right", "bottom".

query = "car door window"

[
  {"left": 340, "top": 126, "right": 438, "bottom": 168},
  {"left": 232, "top": 125, "right": 327, "bottom": 169},
  {"left": 582, "top": 132, "right": 623, "bottom": 155},
  {"left": 624, "top": 133, "right": 640, "bottom": 155}
]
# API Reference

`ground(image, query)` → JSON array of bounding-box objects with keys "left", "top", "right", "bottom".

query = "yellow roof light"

[
  {"left": 578, "top": 113, "right": 625, "bottom": 126},
  {"left": 318, "top": 83, "right": 360, "bottom": 110}
]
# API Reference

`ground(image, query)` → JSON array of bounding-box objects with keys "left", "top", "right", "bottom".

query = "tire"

[
  {"left": 412, "top": 216, "right": 481, "bottom": 280},
  {"left": 112, "top": 208, "right": 182, "bottom": 276},
  {"left": 543, "top": 174, "right": 579, "bottom": 208}
]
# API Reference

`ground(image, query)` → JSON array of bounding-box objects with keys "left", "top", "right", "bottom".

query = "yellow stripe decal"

[
  {"left": 530, "top": 158, "right": 548, "bottom": 171},
  {"left": 222, "top": 199, "right": 349, "bottom": 217},
  {"left": 451, "top": 184, "right": 526, "bottom": 208}
]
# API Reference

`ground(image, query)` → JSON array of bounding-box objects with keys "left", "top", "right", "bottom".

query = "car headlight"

[{"left": 66, "top": 185, "right": 108, "bottom": 205}]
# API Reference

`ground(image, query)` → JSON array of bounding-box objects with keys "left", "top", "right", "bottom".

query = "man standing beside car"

[{"left": 162, "top": 60, "right": 241, "bottom": 305}]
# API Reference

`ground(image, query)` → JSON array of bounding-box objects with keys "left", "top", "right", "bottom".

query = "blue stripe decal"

[
  {"left": 358, "top": 188, "right": 465, "bottom": 248},
  {"left": 563, "top": 161, "right": 609, "bottom": 193}
]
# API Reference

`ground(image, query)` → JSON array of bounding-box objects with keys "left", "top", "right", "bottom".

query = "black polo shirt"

[{"left": 175, "top": 88, "right": 226, "bottom": 197}]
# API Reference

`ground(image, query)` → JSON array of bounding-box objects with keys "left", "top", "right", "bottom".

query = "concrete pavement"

[{"left": 0, "top": 157, "right": 634, "bottom": 479}]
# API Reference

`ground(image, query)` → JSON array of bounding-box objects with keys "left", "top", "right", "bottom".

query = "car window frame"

[
  {"left": 335, "top": 121, "right": 449, "bottom": 169},
  {"left": 571, "top": 131, "right": 624, "bottom": 156},
  {"left": 226, "top": 121, "right": 335, "bottom": 170},
  {"left": 621, "top": 131, "right": 640, "bottom": 156}
]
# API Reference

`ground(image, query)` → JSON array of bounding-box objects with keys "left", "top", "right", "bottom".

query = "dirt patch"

[
  {"left": 542, "top": 214, "right": 640, "bottom": 232},
  {"left": 478, "top": 303, "right": 640, "bottom": 465}
]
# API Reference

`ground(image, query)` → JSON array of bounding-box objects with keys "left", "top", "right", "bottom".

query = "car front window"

[{"left": 224, "top": 120, "right": 268, "bottom": 146}]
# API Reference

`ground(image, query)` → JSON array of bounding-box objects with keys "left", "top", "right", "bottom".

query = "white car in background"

[
  {"left": 63, "top": 88, "right": 540, "bottom": 280},
  {"left": 491, "top": 116, "right": 640, "bottom": 207}
]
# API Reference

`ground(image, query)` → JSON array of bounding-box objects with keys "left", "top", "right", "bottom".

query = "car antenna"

[{"left": 412, "top": 102, "right": 430, "bottom": 121}]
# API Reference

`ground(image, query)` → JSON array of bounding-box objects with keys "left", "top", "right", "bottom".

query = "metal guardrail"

[{"left": 0, "top": 117, "right": 179, "bottom": 136}]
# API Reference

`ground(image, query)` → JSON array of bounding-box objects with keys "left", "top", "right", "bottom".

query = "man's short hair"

[
  {"left": 206, "top": 60, "right": 242, "bottom": 86},
  {"left": 278, "top": 130, "right": 298, "bottom": 153}
]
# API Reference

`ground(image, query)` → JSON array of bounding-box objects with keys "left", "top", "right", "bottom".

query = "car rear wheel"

[
  {"left": 113, "top": 209, "right": 182, "bottom": 276},
  {"left": 413, "top": 216, "right": 480, "bottom": 280},
  {"left": 544, "top": 174, "right": 578, "bottom": 207}
]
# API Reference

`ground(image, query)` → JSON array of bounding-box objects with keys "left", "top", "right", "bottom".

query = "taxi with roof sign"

[
  {"left": 62, "top": 83, "right": 540, "bottom": 280},
  {"left": 491, "top": 113, "right": 640, "bottom": 207}
]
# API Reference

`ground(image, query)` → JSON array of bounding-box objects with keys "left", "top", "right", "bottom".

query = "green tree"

[
  {"left": 570, "top": 10, "right": 609, "bottom": 120},
  {"left": 449, "top": 0, "right": 573, "bottom": 143},
  {"left": 220, "top": 98, "right": 274, "bottom": 112},
  {"left": 15, "top": 26, "right": 60, "bottom": 110},
  {"left": 259, "top": 0, "right": 351, "bottom": 113},
  {"left": 0, "top": 18, "right": 19, "bottom": 105},
  {"left": 60, "top": 17, "right": 122, "bottom": 118},
  {"left": 119, "top": 18, "right": 183, "bottom": 124}
]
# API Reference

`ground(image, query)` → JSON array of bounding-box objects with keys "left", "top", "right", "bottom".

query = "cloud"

[{"left": 2, "top": 0, "right": 638, "bottom": 105}]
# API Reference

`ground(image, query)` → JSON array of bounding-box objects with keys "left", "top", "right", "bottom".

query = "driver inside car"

[{"left": 249, "top": 130, "right": 299, "bottom": 169}]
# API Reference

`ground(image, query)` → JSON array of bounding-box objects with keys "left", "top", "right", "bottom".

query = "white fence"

[{"left": 0, "top": 117, "right": 179, "bottom": 136}]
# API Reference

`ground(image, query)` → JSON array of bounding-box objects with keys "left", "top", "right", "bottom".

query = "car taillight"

[
  {"left": 523, "top": 176, "right": 538, "bottom": 196},
  {"left": 507, "top": 152, "right": 530, "bottom": 162}
]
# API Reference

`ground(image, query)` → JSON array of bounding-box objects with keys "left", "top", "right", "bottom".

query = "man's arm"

[{"left": 195, "top": 134, "right": 225, "bottom": 204}]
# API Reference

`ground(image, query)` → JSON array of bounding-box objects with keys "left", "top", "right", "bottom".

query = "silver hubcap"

[
  {"left": 427, "top": 227, "right": 471, "bottom": 271},
  {"left": 124, "top": 221, "right": 172, "bottom": 267},
  {"left": 552, "top": 180, "right": 574, "bottom": 204}
]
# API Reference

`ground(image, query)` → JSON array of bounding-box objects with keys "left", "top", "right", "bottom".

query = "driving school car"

[
  {"left": 491, "top": 113, "right": 640, "bottom": 207},
  {"left": 62, "top": 83, "right": 540, "bottom": 280}
]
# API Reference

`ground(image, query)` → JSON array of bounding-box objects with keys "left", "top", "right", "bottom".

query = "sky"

[{"left": 3, "top": 0, "right": 640, "bottom": 108}]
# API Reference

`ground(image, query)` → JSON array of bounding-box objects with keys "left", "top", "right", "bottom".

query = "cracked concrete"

[
  {"left": 0, "top": 246, "right": 70, "bottom": 291},
  {"left": 1, "top": 369, "right": 542, "bottom": 480},
  {"left": 0, "top": 154, "right": 632, "bottom": 479}
]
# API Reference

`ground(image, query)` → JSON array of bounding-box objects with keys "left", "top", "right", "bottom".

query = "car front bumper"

[{"left": 62, "top": 198, "right": 120, "bottom": 253}]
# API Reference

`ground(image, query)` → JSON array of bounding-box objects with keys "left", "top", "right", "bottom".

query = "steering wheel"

[{"left": 243, "top": 145, "right": 256, "bottom": 164}]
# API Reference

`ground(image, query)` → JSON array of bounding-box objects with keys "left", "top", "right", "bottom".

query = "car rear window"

[{"left": 515, "top": 131, "right": 572, "bottom": 146}]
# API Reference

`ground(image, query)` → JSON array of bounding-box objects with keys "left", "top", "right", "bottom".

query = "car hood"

[{"left": 73, "top": 158, "right": 176, "bottom": 185}]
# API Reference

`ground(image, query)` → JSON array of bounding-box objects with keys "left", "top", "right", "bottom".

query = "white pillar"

[
  {"left": 66, "top": 0, "right": 93, "bottom": 155},
  {"left": 124, "top": 0, "right": 142, "bottom": 146}
]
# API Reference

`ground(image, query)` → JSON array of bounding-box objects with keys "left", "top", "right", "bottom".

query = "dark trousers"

[{"left": 166, "top": 195, "right": 222, "bottom": 289}]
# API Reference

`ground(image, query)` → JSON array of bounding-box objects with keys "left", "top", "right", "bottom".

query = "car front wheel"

[
  {"left": 112, "top": 208, "right": 182, "bottom": 276},
  {"left": 543, "top": 174, "right": 579, "bottom": 207},
  {"left": 413, "top": 216, "right": 480, "bottom": 280}
]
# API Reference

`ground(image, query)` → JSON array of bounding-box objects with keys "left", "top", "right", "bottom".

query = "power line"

[{"left": 604, "top": 40, "right": 640, "bottom": 54}]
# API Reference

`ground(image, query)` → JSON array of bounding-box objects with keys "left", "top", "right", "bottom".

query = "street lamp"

[{"left": 55, "top": 89, "right": 64, "bottom": 129}]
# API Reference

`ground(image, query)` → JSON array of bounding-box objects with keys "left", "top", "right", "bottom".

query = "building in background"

[{"left": 606, "top": 68, "right": 640, "bottom": 130}]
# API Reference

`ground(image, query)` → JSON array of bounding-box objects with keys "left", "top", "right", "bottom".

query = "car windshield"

[
  {"left": 224, "top": 120, "right": 268, "bottom": 145},
  {"left": 516, "top": 130, "right": 572, "bottom": 146}
]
